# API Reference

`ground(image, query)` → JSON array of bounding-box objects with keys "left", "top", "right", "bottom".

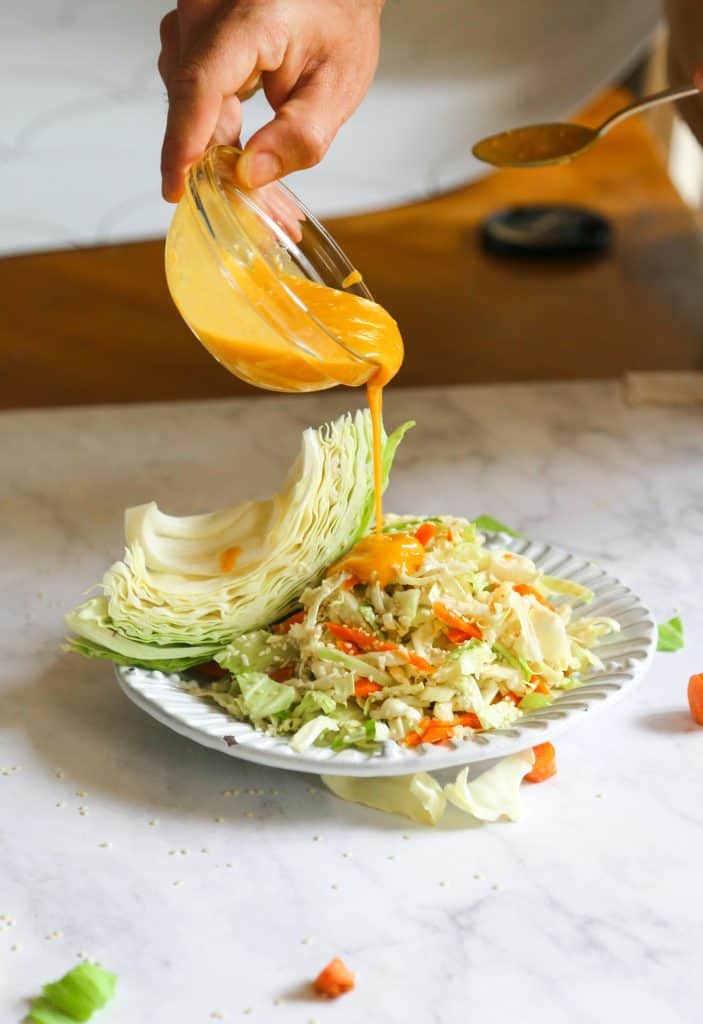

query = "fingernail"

[{"left": 238, "top": 151, "right": 282, "bottom": 188}]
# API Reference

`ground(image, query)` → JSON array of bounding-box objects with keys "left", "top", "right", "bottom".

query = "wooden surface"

[{"left": 1, "top": 88, "right": 702, "bottom": 410}]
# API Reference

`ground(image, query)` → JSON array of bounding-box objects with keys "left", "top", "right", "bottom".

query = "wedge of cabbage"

[{"left": 66, "top": 411, "right": 411, "bottom": 658}]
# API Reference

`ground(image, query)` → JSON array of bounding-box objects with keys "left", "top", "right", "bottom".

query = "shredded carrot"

[
  {"left": 355, "top": 678, "right": 382, "bottom": 698},
  {"left": 454, "top": 712, "right": 481, "bottom": 729},
  {"left": 326, "top": 622, "right": 396, "bottom": 652},
  {"left": 405, "top": 730, "right": 423, "bottom": 747},
  {"left": 336, "top": 639, "right": 362, "bottom": 656},
  {"left": 688, "top": 673, "right": 703, "bottom": 725},
  {"left": 414, "top": 522, "right": 438, "bottom": 547},
  {"left": 313, "top": 957, "right": 355, "bottom": 999},
  {"left": 269, "top": 665, "right": 295, "bottom": 683},
  {"left": 421, "top": 721, "right": 456, "bottom": 745},
  {"left": 525, "top": 742, "right": 557, "bottom": 783},
  {"left": 406, "top": 651, "right": 435, "bottom": 673},
  {"left": 326, "top": 622, "right": 435, "bottom": 673},
  {"left": 341, "top": 575, "right": 359, "bottom": 590},
  {"left": 272, "top": 610, "right": 305, "bottom": 634},
  {"left": 514, "top": 583, "right": 555, "bottom": 611},
  {"left": 433, "top": 602, "right": 483, "bottom": 641},
  {"left": 531, "top": 675, "right": 552, "bottom": 695}
]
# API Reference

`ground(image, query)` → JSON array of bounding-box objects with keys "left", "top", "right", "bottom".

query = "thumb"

[{"left": 237, "top": 75, "right": 343, "bottom": 188}]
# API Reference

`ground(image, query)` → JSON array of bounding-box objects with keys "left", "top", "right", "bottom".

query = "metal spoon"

[{"left": 472, "top": 84, "right": 702, "bottom": 168}]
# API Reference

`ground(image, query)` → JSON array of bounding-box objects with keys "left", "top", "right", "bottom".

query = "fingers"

[
  {"left": 160, "top": 9, "right": 263, "bottom": 202},
  {"left": 237, "top": 69, "right": 347, "bottom": 189}
]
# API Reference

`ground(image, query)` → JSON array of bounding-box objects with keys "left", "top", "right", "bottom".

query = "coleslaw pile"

[{"left": 188, "top": 515, "right": 618, "bottom": 752}]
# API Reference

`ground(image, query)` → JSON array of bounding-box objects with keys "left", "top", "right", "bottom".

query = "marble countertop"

[{"left": 1, "top": 380, "right": 702, "bottom": 1023}]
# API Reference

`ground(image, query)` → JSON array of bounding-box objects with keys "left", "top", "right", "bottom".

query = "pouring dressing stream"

[{"left": 165, "top": 146, "right": 411, "bottom": 581}]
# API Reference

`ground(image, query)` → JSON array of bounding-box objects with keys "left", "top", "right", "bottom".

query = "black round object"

[{"left": 479, "top": 204, "right": 612, "bottom": 259}]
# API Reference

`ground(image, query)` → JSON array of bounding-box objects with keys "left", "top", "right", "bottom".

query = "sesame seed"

[
  {"left": 439, "top": 881, "right": 447, "bottom": 888},
  {"left": 222, "top": 790, "right": 232, "bottom": 797},
  {"left": 201, "top": 848, "right": 210, "bottom": 854},
  {"left": 215, "top": 816, "right": 224, "bottom": 824},
  {"left": 55, "top": 770, "right": 65, "bottom": 779},
  {"left": 243, "top": 1009, "right": 252, "bottom": 1016},
  {"left": 331, "top": 884, "right": 339, "bottom": 891},
  {"left": 210, "top": 1012, "right": 225, "bottom": 1020},
  {"left": 492, "top": 883, "right": 501, "bottom": 891},
  {"left": 226, "top": 863, "right": 233, "bottom": 869},
  {"left": 169, "top": 850, "right": 177, "bottom": 856},
  {"left": 595, "top": 793, "right": 604, "bottom": 799},
  {"left": 387, "top": 855, "right": 395, "bottom": 861},
  {"left": 245, "top": 811, "right": 255, "bottom": 820},
  {"left": 301, "top": 937, "right": 312, "bottom": 944},
  {"left": 173, "top": 880, "right": 183, "bottom": 887},
  {"left": 149, "top": 819, "right": 159, "bottom": 827},
  {"left": 402, "top": 834, "right": 411, "bottom": 840},
  {"left": 312, "top": 835, "right": 321, "bottom": 842},
  {"left": 75, "top": 790, "right": 87, "bottom": 797},
  {"left": 55, "top": 802, "right": 65, "bottom": 808},
  {"left": 180, "top": 849, "right": 189, "bottom": 856},
  {"left": 98, "top": 842, "right": 111, "bottom": 849},
  {"left": 342, "top": 852, "right": 352, "bottom": 859},
  {"left": 473, "top": 873, "right": 484, "bottom": 880},
  {"left": 10, "top": 944, "right": 21, "bottom": 952}
]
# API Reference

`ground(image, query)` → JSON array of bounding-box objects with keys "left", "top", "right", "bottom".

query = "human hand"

[{"left": 158, "top": 0, "right": 384, "bottom": 201}]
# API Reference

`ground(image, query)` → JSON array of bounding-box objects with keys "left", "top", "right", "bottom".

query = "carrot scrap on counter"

[
  {"left": 433, "top": 602, "right": 483, "bottom": 641},
  {"left": 272, "top": 610, "right": 305, "bottom": 634},
  {"left": 513, "top": 583, "right": 555, "bottom": 611},
  {"left": 688, "top": 673, "right": 703, "bottom": 725},
  {"left": 355, "top": 678, "right": 383, "bottom": 698},
  {"left": 525, "top": 742, "right": 557, "bottom": 783},
  {"left": 414, "top": 522, "right": 438, "bottom": 547},
  {"left": 313, "top": 957, "right": 355, "bottom": 999}
]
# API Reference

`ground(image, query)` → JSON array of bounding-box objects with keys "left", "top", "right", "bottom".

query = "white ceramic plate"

[{"left": 116, "top": 533, "right": 656, "bottom": 777}]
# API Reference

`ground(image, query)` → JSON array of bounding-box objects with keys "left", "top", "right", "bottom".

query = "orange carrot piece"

[
  {"left": 514, "top": 583, "right": 555, "bottom": 611},
  {"left": 531, "top": 675, "right": 552, "bottom": 695},
  {"left": 313, "top": 957, "right": 355, "bottom": 999},
  {"left": 433, "top": 602, "right": 483, "bottom": 641},
  {"left": 326, "top": 623, "right": 434, "bottom": 673},
  {"left": 269, "top": 665, "right": 296, "bottom": 683},
  {"left": 414, "top": 522, "right": 438, "bottom": 547},
  {"left": 421, "top": 721, "right": 456, "bottom": 745},
  {"left": 355, "top": 678, "right": 383, "bottom": 698},
  {"left": 326, "top": 622, "right": 396, "bottom": 653},
  {"left": 525, "top": 742, "right": 557, "bottom": 783},
  {"left": 272, "top": 610, "right": 305, "bottom": 634},
  {"left": 341, "top": 575, "right": 359, "bottom": 590},
  {"left": 454, "top": 712, "right": 481, "bottom": 729},
  {"left": 336, "top": 639, "right": 362, "bottom": 656},
  {"left": 405, "top": 731, "right": 423, "bottom": 747},
  {"left": 688, "top": 673, "right": 703, "bottom": 725},
  {"left": 406, "top": 651, "right": 435, "bottom": 674}
]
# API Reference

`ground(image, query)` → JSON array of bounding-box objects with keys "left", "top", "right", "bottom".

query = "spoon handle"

[{"left": 599, "top": 83, "right": 702, "bottom": 135}]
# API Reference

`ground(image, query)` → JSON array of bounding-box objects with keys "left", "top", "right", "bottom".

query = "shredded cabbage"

[{"left": 190, "top": 515, "right": 618, "bottom": 752}]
